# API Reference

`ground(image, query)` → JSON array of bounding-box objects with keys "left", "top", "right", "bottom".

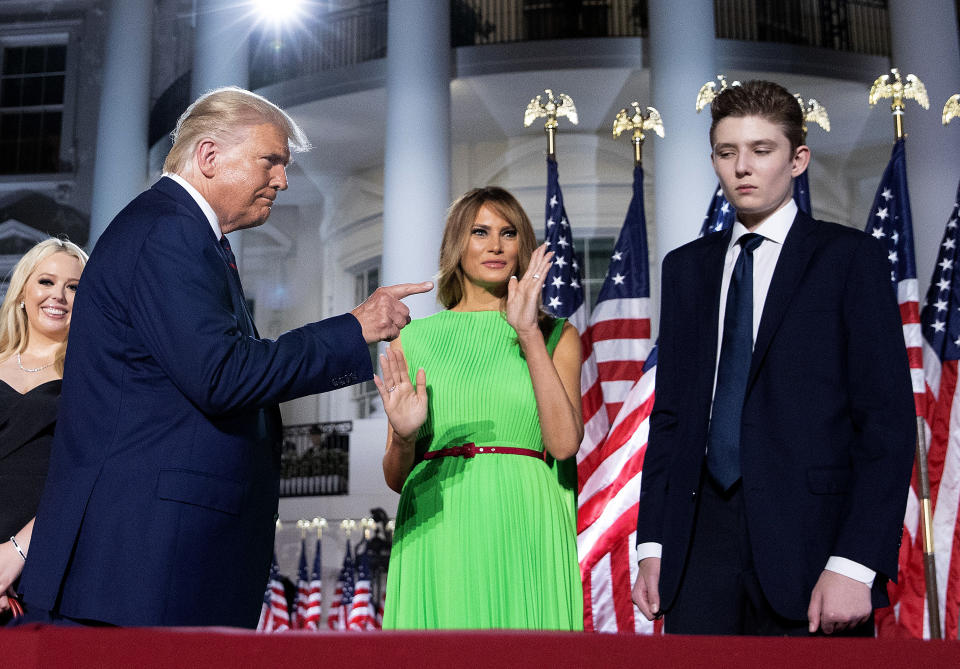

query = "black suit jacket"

[
  {"left": 636, "top": 211, "right": 916, "bottom": 620},
  {"left": 20, "top": 177, "right": 372, "bottom": 627}
]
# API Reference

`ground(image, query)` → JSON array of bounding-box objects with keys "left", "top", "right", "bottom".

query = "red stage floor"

[{"left": 3, "top": 627, "right": 960, "bottom": 669}]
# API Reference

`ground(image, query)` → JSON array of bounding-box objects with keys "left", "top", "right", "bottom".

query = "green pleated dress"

[{"left": 382, "top": 310, "right": 583, "bottom": 630}]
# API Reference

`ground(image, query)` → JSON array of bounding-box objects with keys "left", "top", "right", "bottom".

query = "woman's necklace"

[{"left": 17, "top": 352, "right": 54, "bottom": 373}]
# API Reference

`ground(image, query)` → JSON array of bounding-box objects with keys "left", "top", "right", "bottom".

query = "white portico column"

[
  {"left": 647, "top": 0, "right": 717, "bottom": 266},
  {"left": 381, "top": 0, "right": 451, "bottom": 319},
  {"left": 888, "top": 0, "right": 960, "bottom": 294},
  {"left": 87, "top": 0, "right": 153, "bottom": 249},
  {"left": 191, "top": 0, "right": 251, "bottom": 260}
]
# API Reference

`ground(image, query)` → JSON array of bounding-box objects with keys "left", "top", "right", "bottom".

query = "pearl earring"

[{"left": 19, "top": 301, "right": 24, "bottom": 309}]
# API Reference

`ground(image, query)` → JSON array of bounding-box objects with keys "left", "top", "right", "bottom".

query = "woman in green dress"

[{"left": 376, "top": 186, "right": 584, "bottom": 630}]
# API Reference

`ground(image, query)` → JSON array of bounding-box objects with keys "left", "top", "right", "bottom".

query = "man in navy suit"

[
  {"left": 631, "top": 81, "right": 915, "bottom": 635},
  {"left": 18, "top": 87, "right": 431, "bottom": 627}
]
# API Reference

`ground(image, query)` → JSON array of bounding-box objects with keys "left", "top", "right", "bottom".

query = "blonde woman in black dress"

[{"left": 0, "top": 238, "right": 86, "bottom": 622}]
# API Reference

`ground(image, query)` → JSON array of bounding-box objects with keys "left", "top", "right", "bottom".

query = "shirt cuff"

[
  {"left": 636, "top": 542, "right": 663, "bottom": 562},
  {"left": 825, "top": 556, "right": 876, "bottom": 588}
]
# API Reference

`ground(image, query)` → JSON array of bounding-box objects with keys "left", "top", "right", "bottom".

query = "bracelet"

[{"left": 9, "top": 536, "right": 26, "bottom": 561}]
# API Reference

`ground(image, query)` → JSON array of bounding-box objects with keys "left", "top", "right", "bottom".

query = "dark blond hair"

[
  {"left": 709, "top": 80, "right": 805, "bottom": 151},
  {"left": 163, "top": 86, "right": 310, "bottom": 174},
  {"left": 0, "top": 238, "right": 88, "bottom": 375},
  {"left": 437, "top": 186, "right": 539, "bottom": 309}
]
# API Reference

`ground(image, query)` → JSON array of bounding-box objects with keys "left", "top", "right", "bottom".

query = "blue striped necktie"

[{"left": 707, "top": 232, "right": 764, "bottom": 490}]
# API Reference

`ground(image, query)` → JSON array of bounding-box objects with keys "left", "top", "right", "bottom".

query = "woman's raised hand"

[
  {"left": 506, "top": 243, "right": 553, "bottom": 340},
  {"left": 374, "top": 346, "right": 428, "bottom": 441}
]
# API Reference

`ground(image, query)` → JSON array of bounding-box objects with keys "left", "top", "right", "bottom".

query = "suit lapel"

[
  {"left": 747, "top": 212, "right": 818, "bottom": 390},
  {"left": 698, "top": 230, "right": 732, "bottom": 403}
]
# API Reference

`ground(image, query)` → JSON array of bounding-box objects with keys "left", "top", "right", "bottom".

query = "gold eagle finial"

[
  {"left": 869, "top": 68, "right": 930, "bottom": 110},
  {"left": 612, "top": 102, "right": 664, "bottom": 165},
  {"left": 524, "top": 89, "right": 578, "bottom": 157},
  {"left": 943, "top": 94, "right": 960, "bottom": 126},
  {"left": 695, "top": 74, "right": 741, "bottom": 113},
  {"left": 794, "top": 95, "right": 831, "bottom": 139}
]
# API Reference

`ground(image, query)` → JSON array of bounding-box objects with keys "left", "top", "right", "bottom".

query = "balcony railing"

[
  {"left": 249, "top": 1, "right": 387, "bottom": 90},
  {"left": 151, "top": 0, "right": 892, "bottom": 142},
  {"left": 279, "top": 421, "right": 352, "bottom": 497}
]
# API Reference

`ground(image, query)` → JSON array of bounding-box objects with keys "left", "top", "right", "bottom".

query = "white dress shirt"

[
  {"left": 164, "top": 172, "right": 222, "bottom": 240},
  {"left": 638, "top": 199, "right": 875, "bottom": 588}
]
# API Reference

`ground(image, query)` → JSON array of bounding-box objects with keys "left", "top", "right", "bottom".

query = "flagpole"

[
  {"left": 870, "top": 67, "right": 939, "bottom": 639},
  {"left": 612, "top": 102, "right": 664, "bottom": 166}
]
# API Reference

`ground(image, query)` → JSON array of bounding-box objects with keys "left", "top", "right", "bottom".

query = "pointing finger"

[{"left": 383, "top": 281, "right": 435, "bottom": 299}]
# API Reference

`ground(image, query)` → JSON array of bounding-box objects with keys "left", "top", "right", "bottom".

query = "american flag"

[
  {"left": 793, "top": 170, "right": 812, "bottom": 216},
  {"left": 327, "top": 539, "right": 354, "bottom": 631},
  {"left": 576, "top": 163, "right": 654, "bottom": 632},
  {"left": 294, "top": 538, "right": 309, "bottom": 629},
  {"left": 919, "top": 181, "right": 960, "bottom": 640},
  {"left": 256, "top": 552, "right": 290, "bottom": 633},
  {"left": 862, "top": 139, "right": 925, "bottom": 638},
  {"left": 579, "top": 349, "right": 657, "bottom": 633},
  {"left": 701, "top": 185, "right": 735, "bottom": 237},
  {"left": 541, "top": 156, "right": 587, "bottom": 333},
  {"left": 347, "top": 544, "right": 377, "bottom": 631},
  {"left": 302, "top": 537, "right": 323, "bottom": 631},
  {"left": 701, "top": 173, "right": 812, "bottom": 238}
]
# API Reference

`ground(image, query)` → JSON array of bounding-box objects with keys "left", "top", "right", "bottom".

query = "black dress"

[{"left": 0, "top": 379, "right": 61, "bottom": 540}]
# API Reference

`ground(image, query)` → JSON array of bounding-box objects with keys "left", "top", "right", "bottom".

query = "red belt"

[{"left": 422, "top": 442, "right": 546, "bottom": 461}]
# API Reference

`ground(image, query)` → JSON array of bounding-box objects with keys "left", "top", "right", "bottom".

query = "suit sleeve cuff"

[
  {"left": 825, "top": 556, "right": 876, "bottom": 587},
  {"left": 636, "top": 542, "right": 663, "bottom": 562}
]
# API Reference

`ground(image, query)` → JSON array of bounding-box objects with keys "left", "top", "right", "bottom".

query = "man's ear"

[
  {"left": 195, "top": 138, "right": 218, "bottom": 179},
  {"left": 791, "top": 144, "right": 811, "bottom": 177}
]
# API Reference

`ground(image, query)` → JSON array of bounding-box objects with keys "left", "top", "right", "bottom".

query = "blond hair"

[
  {"left": 163, "top": 86, "right": 311, "bottom": 174},
  {"left": 0, "top": 238, "right": 88, "bottom": 375}
]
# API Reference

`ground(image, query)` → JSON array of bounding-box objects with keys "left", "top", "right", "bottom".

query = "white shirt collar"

[
  {"left": 163, "top": 172, "right": 222, "bottom": 241},
  {"left": 728, "top": 199, "right": 798, "bottom": 250}
]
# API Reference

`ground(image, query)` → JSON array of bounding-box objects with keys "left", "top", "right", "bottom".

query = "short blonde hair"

[
  {"left": 163, "top": 86, "right": 311, "bottom": 174},
  {"left": 0, "top": 238, "right": 88, "bottom": 375}
]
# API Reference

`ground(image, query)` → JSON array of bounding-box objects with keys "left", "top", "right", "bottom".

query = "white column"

[
  {"left": 888, "top": 0, "right": 960, "bottom": 294},
  {"left": 87, "top": 0, "right": 153, "bottom": 249},
  {"left": 191, "top": 0, "right": 251, "bottom": 260},
  {"left": 381, "top": 0, "right": 451, "bottom": 319},
  {"left": 647, "top": 0, "right": 717, "bottom": 267}
]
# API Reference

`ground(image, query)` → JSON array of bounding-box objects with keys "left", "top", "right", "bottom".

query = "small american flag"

[
  {"left": 256, "top": 552, "right": 290, "bottom": 633},
  {"left": 302, "top": 537, "right": 322, "bottom": 631},
  {"left": 294, "top": 538, "right": 309, "bottom": 629},
  {"left": 864, "top": 139, "right": 926, "bottom": 638},
  {"left": 541, "top": 156, "right": 587, "bottom": 333},
  {"left": 347, "top": 544, "right": 377, "bottom": 631},
  {"left": 576, "top": 163, "right": 654, "bottom": 632},
  {"left": 327, "top": 540, "right": 354, "bottom": 631}
]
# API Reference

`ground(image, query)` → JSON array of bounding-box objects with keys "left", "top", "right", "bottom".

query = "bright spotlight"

[{"left": 251, "top": 0, "right": 305, "bottom": 25}]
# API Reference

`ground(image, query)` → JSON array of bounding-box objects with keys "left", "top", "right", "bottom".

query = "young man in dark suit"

[
  {"left": 19, "top": 87, "right": 431, "bottom": 627},
  {"left": 632, "top": 80, "right": 915, "bottom": 635}
]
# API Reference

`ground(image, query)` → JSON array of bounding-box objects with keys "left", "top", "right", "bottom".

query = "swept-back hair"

[
  {"left": 0, "top": 237, "right": 88, "bottom": 375},
  {"left": 709, "top": 79, "right": 805, "bottom": 151},
  {"left": 163, "top": 86, "right": 310, "bottom": 174}
]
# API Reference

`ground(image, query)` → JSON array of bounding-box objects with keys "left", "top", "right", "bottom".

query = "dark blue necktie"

[
  {"left": 707, "top": 232, "right": 764, "bottom": 490},
  {"left": 219, "top": 236, "right": 241, "bottom": 284}
]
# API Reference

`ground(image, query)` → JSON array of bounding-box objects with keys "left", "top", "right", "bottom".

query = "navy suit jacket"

[
  {"left": 20, "top": 177, "right": 372, "bottom": 627},
  {"left": 636, "top": 211, "right": 916, "bottom": 620}
]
